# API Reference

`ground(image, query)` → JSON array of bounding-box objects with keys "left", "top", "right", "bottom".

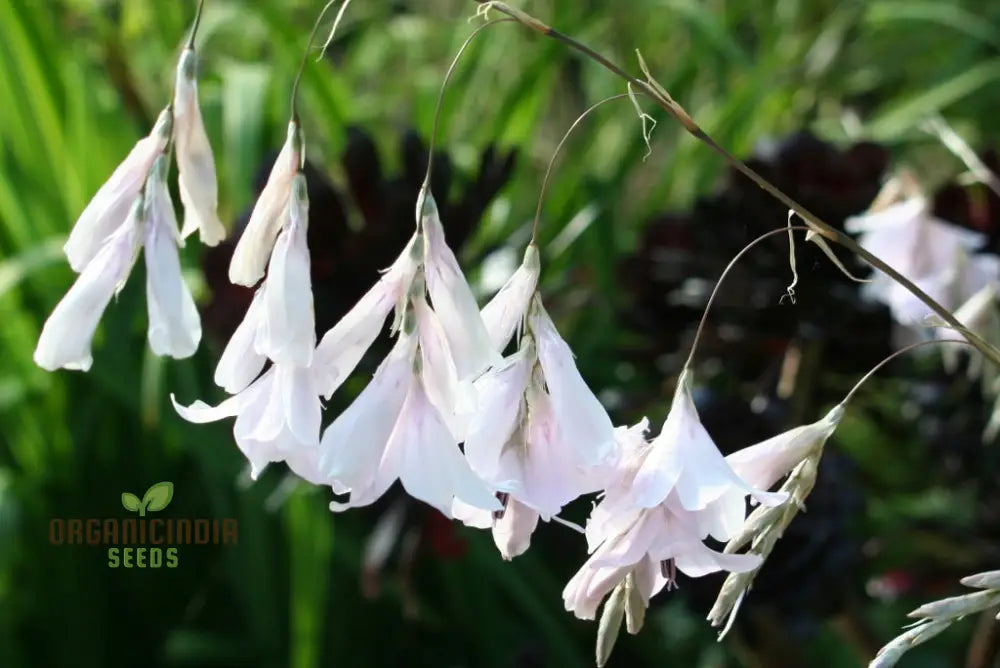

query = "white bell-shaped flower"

[{"left": 174, "top": 47, "right": 226, "bottom": 246}]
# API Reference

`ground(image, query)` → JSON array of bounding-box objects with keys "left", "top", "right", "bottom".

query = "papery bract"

[{"left": 174, "top": 47, "right": 226, "bottom": 246}]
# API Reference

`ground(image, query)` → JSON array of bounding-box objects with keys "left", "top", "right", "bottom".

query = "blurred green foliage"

[{"left": 2, "top": 0, "right": 1000, "bottom": 666}]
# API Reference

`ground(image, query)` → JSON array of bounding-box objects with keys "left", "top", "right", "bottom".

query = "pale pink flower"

[
  {"left": 564, "top": 501, "right": 761, "bottom": 620},
  {"left": 461, "top": 294, "right": 618, "bottom": 555},
  {"left": 64, "top": 108, "right": 170, "bottom": 272},
  {"left": 229, "top": 121, "right": 302, "bottom": 286},
  {"left": 143, "top": 156, "right": 201, "bottom": 359},
  {"left": 845, "top": 196, "right": 995, "bottom": 324},
  {"left": 35, "top": 199, "right": 143, "bottom": 371},
  {"left": 255, "top": 174, "right": 315, "bottom": 367},
  {"left": 174, "top": 47, "right": 225, "bottom": 246},
  {"left": 626, "top": 369, "right": 785, "bottom": 523},
  {"left": 172, "top": 363, "right": 323, "bottom": 482},
  {"left": 317, "top": 302, "right": 502, "bottom": 519}
]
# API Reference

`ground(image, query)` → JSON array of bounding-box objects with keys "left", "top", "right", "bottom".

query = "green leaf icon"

[
  {"left": 142, "top": 481, "right": 174, "bottom": 514},
  {"left": 121, "top": 492, "right": 141, "bottom": 513}
]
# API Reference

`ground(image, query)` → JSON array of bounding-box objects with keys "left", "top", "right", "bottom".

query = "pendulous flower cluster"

[
  {"left": 34, "top": 41, "right": 222, "bottom": 371},
  {"left": 32, "top": 4, "right": 1000, "bottom": 667}
]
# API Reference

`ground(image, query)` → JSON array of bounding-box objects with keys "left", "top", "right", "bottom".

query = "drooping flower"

[
  {"left": 318, "top": 299, "right": 501, "bottom": 518},
  {"left": 172, "top": 364, "right": 324, "bottom": 483},
  {"left": 229, "top": 121, "right": 302, "bottom": 286},
  {"left": 623, "top": 369, "right": 786, "bottom": 535},
  {"left": 312, "top": 193, "right": 502, "bottom": 517},
  {"left": 460, "top": 293, "right": 619, "bottom": 558},
  {"left": 174, "top": 47, "right": 226, "bottom": 246},
  {"left": 143, "top": 155, "right": 202, "bottom": 359},
  {"left": 174, "top": 170, "right": 320, "bottom": 479},
  {"left": 64, "top": 108, "right": 171, "bottom": 272},
  {"left": 35, "top": 199, "right": 143, "bottom": 371},
  {"left": 563, "top": 370, "right": 794, "bottom": 623},
  {"left": 845, "top": 196, "right": 998, "bottom": 325},
  {"left": 563, "top": 416, "right": 766, "bottom": 620}
]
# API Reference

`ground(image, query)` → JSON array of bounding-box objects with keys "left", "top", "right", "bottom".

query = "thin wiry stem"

[
  {"left": 841, "top": 339, "right": 972, "bottom": 406},
  {"left": 531, "top": 93, "right": 631, "bottom": 245},
  {"left": 683, "top": 226, "right": 811, "bottom": 372},
  {"left": 290, "top": 0, "right": 341, "bottom": 123},
  {"left": 415, "top": 18, "right": 514, "bottom": 224},
  {"left": 475, "top": 0, "right": 1000, "bottom": 367},
  {"left": 186, "top": 0, "right": 207, "bottom": 49}
]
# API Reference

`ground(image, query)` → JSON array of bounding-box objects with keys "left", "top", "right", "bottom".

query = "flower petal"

[
  {"left": 174, "top": 48, "right": 225, "bottom": 246},
  {"left": 144, "top": 157, "right": 201, "bottom": 359},
  {"left": 35, "top": 204, "right": 142, "bottom": 371},
  {"left": 64, "top": 109, "right": 169, "bottom": 272},
  {"left": 464, "top": 345, "right": 532, "bottom": 482},
  {"left": 491, "top": 498, "right": 539, "bottom": 560},
  {"left": 313, "top": 235, "right": 420, "bottom": 399},
  {"left": 228, "top": 121, "right": 300, "bottom": 286},
  {"left": 256, "top": 174, "right": 315, "bottom": 366},
  {"left": 420, "top": 194, "right": 500, "bottom": 379},
  {"left": 532, "top": 298, "right": 616, "bottom": 467},
  {"left": 318, "top": 334, "right": 416, "bottom": 489},
  {"left": 392, "top": 376, "right": 502, "bottom": 516},
  {"left": 214, "top": 288, "right": 268, "bottom": 394},
  {"left": 481, "top": 244, "right": 540, "bottom": 351}
]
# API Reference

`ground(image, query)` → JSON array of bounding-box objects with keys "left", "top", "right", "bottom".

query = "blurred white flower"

[
  {"left": 846, "top": 196, "right": 998, "bottom": 324},
  {"left": 35, "top": 199, "right": 143, "bottom": 371},
  {"left": 143, "top": 156, "right": 201, "bottom": 359},
  {"left": 64, "top": 108, "right": 170, "bottom": 272},
  {"left": 174, "top": 47, "right": 226, "bottom": 246},
  {"left": 229, "top": 121, "right": 302, "bottom": 286}
]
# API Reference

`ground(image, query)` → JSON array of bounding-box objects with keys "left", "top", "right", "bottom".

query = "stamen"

[
  {"left": 661, "top": 559, "right": 679, "bottom": 591},
  {"left": 492, "top": 492, "right": 509, "bottom": 521}
]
